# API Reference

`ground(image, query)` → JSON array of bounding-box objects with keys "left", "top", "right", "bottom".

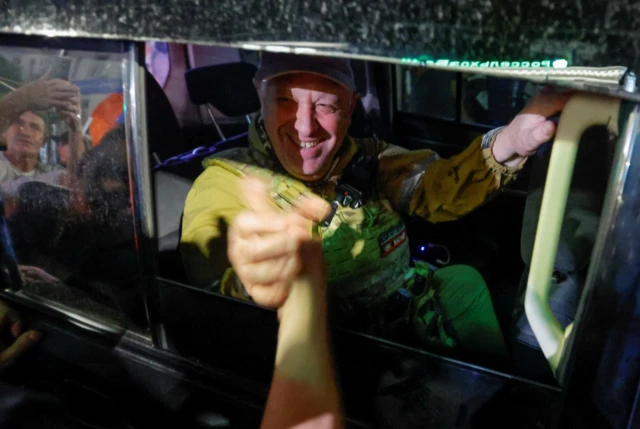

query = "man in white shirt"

[{"left": 0, "top": 78, "right": 83, "bottom": 197}]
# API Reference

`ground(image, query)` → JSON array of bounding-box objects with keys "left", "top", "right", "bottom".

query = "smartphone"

[{"left": 47, "top": 56, "right": 72, "bottom": 80}]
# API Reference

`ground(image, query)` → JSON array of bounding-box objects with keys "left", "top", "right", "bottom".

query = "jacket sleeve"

[
  {"left": 180, "top": 165, "right": 246, "bottom": 289},
  {"left": 377, "top": 131, "right": 523, "bottom": 223}
]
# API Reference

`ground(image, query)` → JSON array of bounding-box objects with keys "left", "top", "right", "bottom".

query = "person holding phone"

[{"left": 0, "top": 71, "right": 84, "bottom": 196}]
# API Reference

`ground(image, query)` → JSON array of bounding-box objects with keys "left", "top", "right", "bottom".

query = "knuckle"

[
  {"left": 227, "top": 225, "right": 238, "bottom": 240},
  {"left": 235, "top": 265, "right": 251, "bottom": 281},
  {"left": 243, "top": 283, "right": 255, "bottom": 295},
  {"left": 234, "top": 212, "right": 253, "bottom": 228},
  {"left": 228, "top": 249, "right": 239, "bottom": 266},
  {"left": 228, "top": 241, "right": 244, "bottom": 261}
]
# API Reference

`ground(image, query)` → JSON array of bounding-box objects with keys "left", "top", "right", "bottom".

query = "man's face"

[
  {"left": 258, "top": 73, "right": 357, "bottom": 181},
  {"left": 4, "top": 112, "right": 46, "bottom": 158}
]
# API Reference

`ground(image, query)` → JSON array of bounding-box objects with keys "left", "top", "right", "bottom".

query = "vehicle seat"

[
  {"left": 154, "top": 63, "right": 261, "bottom": 282},
  {"left": 510, "top": 125, "right": 614, "bottom": 380},
  {"left": 185, "top": 62, "right": 261, "bottom": 119},
  {"left": 146, "top": 66, "right": 190, "bottom": 281},
  {"left": 145, "top": 68, "right": 182, "bottom": 165}
]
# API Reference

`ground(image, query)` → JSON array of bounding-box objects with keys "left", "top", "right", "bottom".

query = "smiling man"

[{"left": 180, "top": 53, "right": 570, "bottom": 359}]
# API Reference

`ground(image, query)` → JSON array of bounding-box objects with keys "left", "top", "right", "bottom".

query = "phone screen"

[{"left": 48, "top": 56, "right": 72, "bottom": 80}]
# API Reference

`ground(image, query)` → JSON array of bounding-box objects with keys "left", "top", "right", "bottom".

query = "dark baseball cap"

[{"left": 254, "top": 52, "right": 356, "bottom": 92}]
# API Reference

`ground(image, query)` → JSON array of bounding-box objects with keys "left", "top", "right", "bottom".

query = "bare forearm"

[
  {"left": 66, "top": 129, "right": 85, "bottom": 178},
  {"left": 261, "top": 276, "right": 342, "bottom": 429}
]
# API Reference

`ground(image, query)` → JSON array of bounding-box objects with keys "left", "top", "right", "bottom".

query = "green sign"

[{"left": 400, "top": 58, "right": 569, "bottom": 69}]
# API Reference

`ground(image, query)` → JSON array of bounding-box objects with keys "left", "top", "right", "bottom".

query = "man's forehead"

[
  {"left": 268, "top": 73, "right": 351, "bottom": 96},
  {"left": 18, "top": 111, "right": 45, "bottom": 126}
]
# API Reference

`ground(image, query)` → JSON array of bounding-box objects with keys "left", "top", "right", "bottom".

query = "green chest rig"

[{"left": 207, "top": 142, "right": 456, "bottom": 350}]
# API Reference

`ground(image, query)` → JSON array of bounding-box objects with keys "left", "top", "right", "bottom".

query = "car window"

[
  {"left": 0, "top": 43, "right": 146, "bottom": 333},
  {"left": 167, "top": 51, "right": 520, "bottom": 372},
  {"left": 397, "top": 67, "right": 457, "bottom": 120},
  {"left": 461, "top": 74, "right": 537, "bottom": 127},
  {"left": 397, "top": 66, "right": 539, "bottom": 127},
  {"left": 152, "top": 48, "right": 624, "bottom": 390}
]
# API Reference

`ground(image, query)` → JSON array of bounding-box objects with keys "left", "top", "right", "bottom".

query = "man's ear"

[
  {"left": 254, "top": 80, "right": 269, "bottom": 117},
  {"left": 253, "top": 79, "right": 264, "bottom": 97}
]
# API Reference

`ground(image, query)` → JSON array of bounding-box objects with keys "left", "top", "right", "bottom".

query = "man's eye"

[
  {"left": 277, "top": 97, "right": 294, "bottom": 103},
  {"left": 316, "top": 104, "right": 337, "bottom": 114}
]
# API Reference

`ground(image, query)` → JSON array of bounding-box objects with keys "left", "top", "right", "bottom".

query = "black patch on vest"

[{"left": 378, "top": 224, "right": 407, "bottom": 257}]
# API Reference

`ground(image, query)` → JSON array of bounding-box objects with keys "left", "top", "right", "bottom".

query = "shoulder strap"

[{"left": 322, "top": 145, "right": 380, "bottom": 227}]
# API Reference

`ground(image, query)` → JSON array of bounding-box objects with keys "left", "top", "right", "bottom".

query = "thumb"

[
  {"left": 530, "top": 120, "right": 556, "bottom": 148},
  {"left": 241, "top": 176, "right": 278, "bottom": 214},
  {"left": 293, "top": 194, "right": 332, "bottom": 224}
]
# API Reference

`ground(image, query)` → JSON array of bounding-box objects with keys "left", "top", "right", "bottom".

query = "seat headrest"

[
  {"left": 185, "top": 63, "right": 261, "bottom": 117},
  {"left": 145, "top": 68, "right": 182, "bottom": 162}
]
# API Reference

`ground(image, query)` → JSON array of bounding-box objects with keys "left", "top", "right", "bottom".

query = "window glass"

[
  {"left": 396, "top": 66, "right": 539, "bottom": 128},
  {"left": 396, "top": 66, "right": 456, "bottom": 119},
  {"left": 461, "top": 74, "right": 538, "bottom": 127},
  {"left": 0, "top": 43, "right": 146, "bottom": 332}
]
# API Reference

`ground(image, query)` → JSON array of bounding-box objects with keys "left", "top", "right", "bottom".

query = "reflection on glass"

[
  {"left": 397, "top": 67, "right": 539, "bottom": 127},
  {"left": 461, "top": 74, "right": 538, "bottom": 126},
  {"left": 0, "top": 45, "right": 144, "bottom": 331}
]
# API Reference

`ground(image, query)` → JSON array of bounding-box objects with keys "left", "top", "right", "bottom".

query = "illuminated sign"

[{"left": 400, "top": 57, "right": 570, "bottom": 69}]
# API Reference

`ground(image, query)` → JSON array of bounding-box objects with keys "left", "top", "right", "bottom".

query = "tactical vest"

[
  {"left": 205, "top": 142, "right": 457, "bottom": 348},
  {"left": 205, "top": 145, "right": 412, "bottom": 311}
]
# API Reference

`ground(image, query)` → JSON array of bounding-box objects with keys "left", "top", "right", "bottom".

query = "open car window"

[
  {"left": 154, "top": 48, "right": 529, "bottom": 374},
  {"left": 0, "top": 42, "right": 147, "bottom": 334},
  {"left": 150, "top": 47, "right": 626, "bottom": 389}
]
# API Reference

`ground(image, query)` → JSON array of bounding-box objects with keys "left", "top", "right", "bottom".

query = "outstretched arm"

[
  {"left": 0, "top": 78, "right": 79, "bottom": 133},
  {"left": 228, "top": 177, "right": 341, "bottom": 429},
  {"left": 262, "top": 274, "right": 341, "bottom": 429}
]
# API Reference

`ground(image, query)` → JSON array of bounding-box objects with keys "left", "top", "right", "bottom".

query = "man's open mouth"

[
  {"left": 298, "top": 141, "right": 320, "bottom": 149},
  {"left": 288, "top": 135, "right": 322, "bottom": 149}
]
